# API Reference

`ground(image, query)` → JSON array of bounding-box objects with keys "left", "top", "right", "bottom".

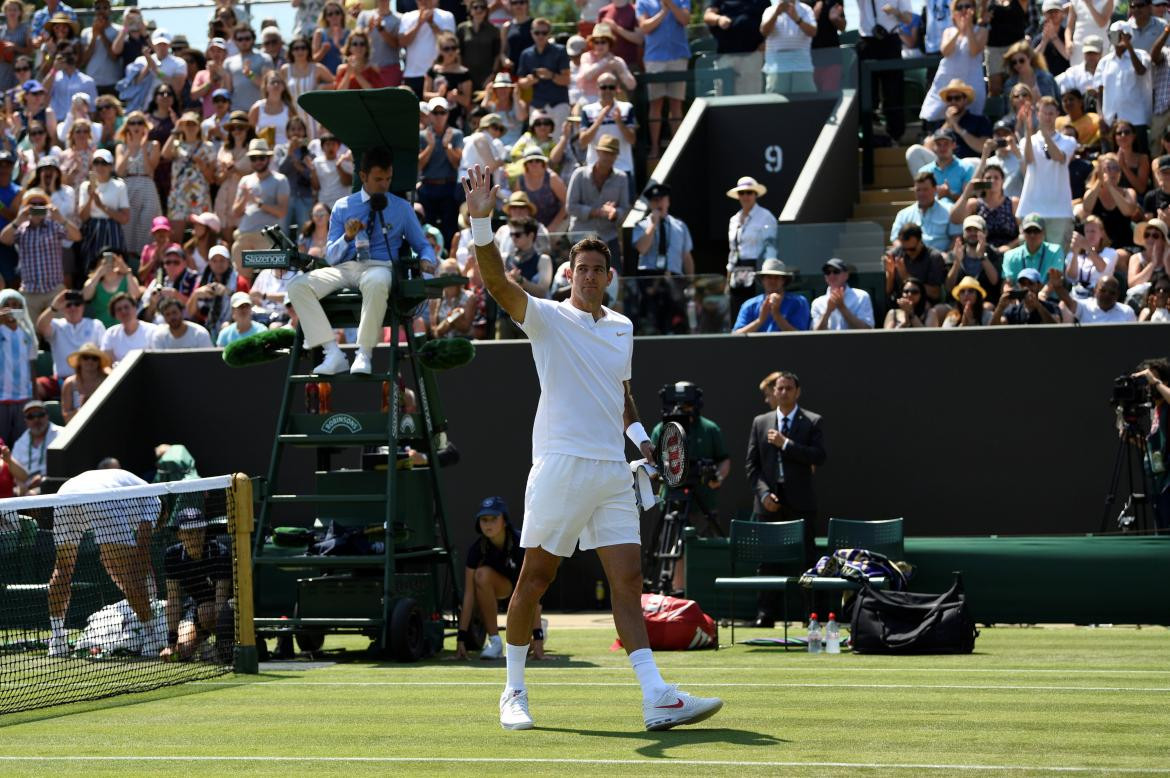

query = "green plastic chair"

[
  {"left": 42, "top": 400, "right": 64, "bottom": 427},
  {"left": 715, "top": 519, "right": 805, "bottom": 647},
  {"left": 826, "top": 518, "right": 905, "bottom": 562}
]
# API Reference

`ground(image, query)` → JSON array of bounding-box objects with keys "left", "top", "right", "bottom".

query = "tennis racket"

[{"left": 658, "top": 421, "right": 688, "bottom": 488}]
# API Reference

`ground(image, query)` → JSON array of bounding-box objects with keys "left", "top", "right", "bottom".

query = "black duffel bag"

[{"left": 849, "top": 572, "right": 978, "bottom": 654}]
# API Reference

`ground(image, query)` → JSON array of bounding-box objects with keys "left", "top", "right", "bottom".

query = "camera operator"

[
  {"left": 745, "top": 370, "right": 826, "bottom": 628},
  {"left": 648, "top": 381, "right": 730, "bottom": 591},
  {"left": 1132, "top": 359, "right": 1170, "bottom": 532},
  {"left": 649, "top": 382, "right": 730, "bottom": 534}
]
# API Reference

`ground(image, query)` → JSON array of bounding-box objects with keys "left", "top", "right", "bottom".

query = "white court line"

[
  {"left": 0, "top": 756, "right": 1166, "bottom": 772},
  {"left": 194, "top": 680, "right": 1170, "bottom": 692}
]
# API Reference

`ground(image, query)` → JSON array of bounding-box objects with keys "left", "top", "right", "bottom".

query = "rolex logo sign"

[{"left": 321, "top": 413, "right": 363, "bottom": 434}]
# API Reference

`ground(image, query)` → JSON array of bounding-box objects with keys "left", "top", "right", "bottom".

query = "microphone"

[{"left": 369, "top": 192, "right": 388, "bottom": 213}]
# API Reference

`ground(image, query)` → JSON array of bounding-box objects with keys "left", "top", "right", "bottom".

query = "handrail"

[{"left": 858, "top": 53, "right": 940, "bottom": 186}]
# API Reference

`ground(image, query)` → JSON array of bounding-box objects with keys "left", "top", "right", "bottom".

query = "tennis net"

[{"left": 0, "top": 473, "right": 256, "bottom": 715}]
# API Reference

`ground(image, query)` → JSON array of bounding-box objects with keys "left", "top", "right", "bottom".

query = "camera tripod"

[
  {"left": 644, "top": 484, "right": 722, "bottom": 596},
  {"left": 1100, "top": 416, "right": 1155, "bottom": 534}
]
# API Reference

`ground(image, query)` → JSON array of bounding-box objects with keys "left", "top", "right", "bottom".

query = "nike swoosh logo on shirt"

[
  {"left": 656, "top": 698, "right": 685, "bottom": 709},
  {"left": 615, "top": 332, "right": 628, "bottom": 336}
]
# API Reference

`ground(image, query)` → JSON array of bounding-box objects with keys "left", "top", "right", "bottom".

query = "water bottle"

[
  {"left": 807, "top": 612, "right": 821, "bottom": 654},
  {"left": 355, "top": 231, "right": 371, "bottom": 262},
  {"left": 825, "top": 612, "right": 841, "bottom": 654}
]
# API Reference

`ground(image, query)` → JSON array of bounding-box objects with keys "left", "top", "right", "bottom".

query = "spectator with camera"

[
  {"left": 1143, "top": 156, "right": 1170, "bottom": 218},
  {"left": 141, "top": 244, "right": 199, "bottom": 321},
  {"left": 884, "top": 224, "right": 947, "bottom": 305},
  {"left": 725, "top": 176, "right": 778, "bottom": 317},
  {"left": 1053, "top": 272, "right": 1137, "bottom": 322},
  {"left": 745, "top": 370, "right": 825, "bottom": 626},
  {"left": 891, "top": 173, "right": 959, "bottom": 253},
  {"left": 945, "top": 214, "right": 1003, "bottom": 305},
  {"left": 731, "top": 259, "right": 809, "bottom": 332},
  {"left": 811, "top": 258, "right": 875, "bottom": 330},
  {"left": 1138, "top": 274, "right": 1170, "bottom": 320},
  {"left": 1099, "top": 22, "right": 1152, "bottom": 146},
  {"left": 1058, "top": 35, "right": 1104, "bottom": 104},
  {"left": 948, "top": 148, "right": 1019, "bottom": 253},
  {"left": 2, "top": 188, "right": 81, "bottom": 323},
  {"left": 149, "top": 296, "right": 213, "bottom": 349},
  {"left": 189, "top": 245, "right": 250, "bottom": 334},
  {"left": 991, "top": 267, "right": 1061, "bottom": 324},
  {"left": 1064, "top": 215, "right": 1119, "bottom": 298},
  {"left": 36, "top": 289, "right": 105, "bottom": 382}
]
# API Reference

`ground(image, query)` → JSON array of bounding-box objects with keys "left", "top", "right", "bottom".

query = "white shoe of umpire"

[
  {"left": 141, "top": 622, "right": 167, "bottom": 657},
  {"left": 349, "top": 350, "right": 372, "bottom": 375},
  {"left": 499, "top": 687, "right": 534, "bottom": 730},
  {"left": 643, "top": 685, "right": 724, "bottom": 731},
  {"left": 480, "top": 634, "right": 503, "bottom": 660},
  {"left": 313, "top": 349, "right": 349, "bottom": 376},
  {"left": 47, "top": 635, "right": 69, "bottom": 658}
]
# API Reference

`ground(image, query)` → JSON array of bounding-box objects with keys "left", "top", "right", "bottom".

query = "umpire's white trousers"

[{"left": 286, "top": 260, "right": 393, "bottom": 351}]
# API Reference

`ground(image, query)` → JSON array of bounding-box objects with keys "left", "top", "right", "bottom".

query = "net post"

[{"left": 230, "top": 473, "right": 259, "bottom": 674}]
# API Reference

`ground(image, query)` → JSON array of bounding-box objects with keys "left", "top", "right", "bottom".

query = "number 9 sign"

[{"left": 764, "top": 145, "right": 782, "bottom": 173}]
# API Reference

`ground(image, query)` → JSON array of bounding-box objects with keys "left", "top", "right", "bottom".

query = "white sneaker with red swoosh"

[{"left": 643, "top": 685, "right": 724, "bottom": 731}]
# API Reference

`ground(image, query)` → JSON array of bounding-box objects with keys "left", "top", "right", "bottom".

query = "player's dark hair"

[
  {"left": 774, "top": 371, "right": 801, "bottom": 389},
  {"left": 108, "top": 291, "right": 134, "bottom": 318},
  {"left": 914, "top": 171, "right": 937, "bottom": 186},
  {"left": 569, "top": 237, "right": 610, "bottom": 269},
  {"left": 362, "top": 145, "right": 394, "bottom": 174}
]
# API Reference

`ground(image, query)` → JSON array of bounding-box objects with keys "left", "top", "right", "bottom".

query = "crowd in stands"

[{"left": 1, "top": 0, "right": 1167, "bottom": 489}]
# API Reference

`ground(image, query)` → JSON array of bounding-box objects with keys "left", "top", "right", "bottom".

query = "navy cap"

[
  {"left": 211, "top": 87, "right": 231, "bottom": 100},
  {"left": 822, "top": 257, "right": 849, "bottom": 273},
  {"left": 475, "top": 496, "right": 509, "bottom": 526},
  {"left": 643, "top": 182, "right": 670, "bottom": 199},
  {"left": 0, "top": 151, "right": 14, "bottom": 164}
]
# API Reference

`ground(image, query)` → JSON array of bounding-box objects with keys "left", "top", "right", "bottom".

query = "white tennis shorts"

[
  {"left": 53, "top": 496, "right": 160, "bottom": 547},
  {"left": 520, "top": 454, "right": 640, "bottom": 558}
]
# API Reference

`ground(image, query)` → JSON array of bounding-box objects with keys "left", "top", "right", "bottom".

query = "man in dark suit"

[{"left": 744, "top": 371, "right": 826, "bottom": 627}]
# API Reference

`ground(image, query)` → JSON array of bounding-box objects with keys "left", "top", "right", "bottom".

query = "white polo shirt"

[
  {"left": 1076, "top": 297, "right": 1137, "bottom": 324},
  {"left": 12, "top": 422, "right": 61, "bottom": 478},
  {"left": 1099, "top": 49, "right": 1153, "bottom": 126},
  {"left": 101, "top": 321, "right": 158, "bottom": 365},
  {"left": 48, "top": 317, "right": 107, "bottom": 379},
  {"left": 810, "top": 285, "right": 875, "bottom": 330},
  {"left": 517, "top": 295, "right": 633, "bottom": 463},
  {"left": 400, "top": 8, "right": 456, "bottom": 78}
]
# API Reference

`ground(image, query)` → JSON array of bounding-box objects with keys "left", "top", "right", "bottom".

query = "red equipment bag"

[{"left": 614, "top": 594, "right": 717, "bottom": 651}]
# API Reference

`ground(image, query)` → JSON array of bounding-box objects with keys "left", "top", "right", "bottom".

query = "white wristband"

[
  {"left": 471, "top": 216, "right": 494, "bottom": 246},
  {"left": 626, "top": 421, "right": 650, "bottom": 449}
]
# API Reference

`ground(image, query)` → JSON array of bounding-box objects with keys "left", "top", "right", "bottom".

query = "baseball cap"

[
  {"left": 1041, "top": 0, "right": 1062, "bottom": 11},
  {"left": 175, "top": 507, "right": 208, "bottom": 530},
  {"left": 230, "top": 291, "right": 252, "bottom": 308},
  {"left": 211, "top": 87, "right": 231, "bottom": 100},
  {"left": 208, "top": 36, "right": 227, "bottom": 51},
  {"left": 1082, "top": 34, "right": 1104, "bottom": 53},
  {"left": 63, "top": 290, "right": 84, "bottom": 305},
  {"left": 475, "top": 495, "right": 509, "bottom": 525},
  {"left": 209, "top": 245, "right": 231, "bottom": 261},
  {"left": 1158, "top": 155, "right": 1170, "bottom": 171},
  {"left": 822, "top": 257, "right": 849, "bottom": 273},
  {"left": 0, "top": 151, "right": 14, "bottom": 165},
  {"left": 152, "top": 28, "right": 172, "bottom": 45},
  {"left": 151, "top": 215, "right": 171, "bottom": 233},
  {"left": 92, "top": 148, "right": 113, "bottom": 165},
  {"left": 426, "top": 96, "right": 451, "bottom": 113},
  {"left": 163, "top": 243, "right": 184, "bottom": 256},
  {"left": 931, "top": 128, "right": 957, "bottom": 142},
  {"left": 21, "top": 79, "right": 43, "bottom": 93},
  {"left": 1016, "top": 268, "right": 1043, "bottom": 284},
  {"left": 643, "top": 182, "right": 670, "bottom": 199},
  {"left": 1110, "top": 19, "right": 1134, "bottom": 37},
  {"left": 962, "top": 214, "right": 986, "bottom": 232},
  {"left": 22, "top": 399, "right": 46, "bottom": 413},
  {"left": 993, "top": 118, "right": 1014, "bottom": 134},
  {"left": 1021, "top": 213, "right": 1045, "bottom": 232}
]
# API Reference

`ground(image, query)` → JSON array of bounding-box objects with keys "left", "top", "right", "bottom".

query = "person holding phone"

[
  {"left": 187, "top": 243, "right": 248, "bottom": 333},
  {"left": 991, "top": 266, "right": 1060, "bottom": 324},
  {"left": 949, "top": 144, "right": 1019, "bottom": 252},
  {"left": 81, "top": 247, "right": 139, "bottom": 328}
]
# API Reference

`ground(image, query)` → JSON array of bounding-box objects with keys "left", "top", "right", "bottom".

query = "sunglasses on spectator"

[
  {"left": 532, "top": 29, "right": 550, "bottom": 36},
  {"left": 163, "top": 259, "right": 183, "bottom": 265},
  {"left": 533, "top": 119, "right": 553, "bottom": 127},
  {"left": 349, "top": 40, "right": 367, "bottom": 46},
  {"left": 127, "top": 119, "right": 146, "bottom": 126},
  {"left": 291, "top": 44, "right": 309, "bottom": 51},
  {"left": 1115, "top": 128, "right": 1133, "bottom": 136},
  {"left": 1023, "top": 227, "right": 1042, "bottom": 233},
  {"left": 824, "top": 268, "right": 843, "bottom": 275},
  {"left": 510, "top": 232, "right": 526, "bottom": 239},
  {"left": 24, "top": 411, "right": 47, "bottom": 420},
  {"left": 80, "top": 354, "right": 100, "bottom": 362},
  {"left": 64, "top": 300, "right": 83, "bottom": 307},
  {"left": 945, "top": 95, "right": 965, "bottom": 102},
  {"left": 954, "top": 3, "right": 973, "bottom": 8},
  {"left": 326, "top": 8, "right": 343, "bottom": 14},
  {"left": 264, "top": 38, "right": 281, "bottom": 45},
  {"left": 902, "top": 287, "right": 921, "bottom": 295},
  {"left": 599, "top": 84, "right": 617, "bottom": 90},
  {"left": 440, "top": 45, "right": 457, "bottom": 52},
  {"left": 472, "top": 3, "right": 487, "bottom": 8},
  {"left": 14, "top": 65, "right": 29, "bottom": 72},
  {"left": 236, "top": 35, "right": 254, "bottom": 41},
  {"left": 511, "top": 0, "right": 528, "bottom": 5},
  {"left": 29, "top": 129, "right": 45, "bottom": 136},
  {"left": 1146, "top": 231, "right": 1164, "bottom": 240},
  {"left": 1011, "top": 57, "right": 1028, "bottom": 66},
  {"left": 97, "top": 103, "right": 115, "bottom": 110},
  {"left": 157, "top": 90, "right": 174, "bottom": 97}
]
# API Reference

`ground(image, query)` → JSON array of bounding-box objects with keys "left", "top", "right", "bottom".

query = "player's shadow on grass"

[{"left": 534, "top": 726, "right": 787, "bottom": 758}]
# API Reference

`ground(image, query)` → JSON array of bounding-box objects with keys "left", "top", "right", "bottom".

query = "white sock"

[
  {"left": 323, "top": 341, "right": 343, "bottom": 358},
  {"left": 505, "top": 642, "right": 529, "bottom": 691},
  {"left": 50, "top": 616, "right": 65, "bottom": 640},
  {"left": 629, "top": 648, "right": 669, "bottom": 701},
  {"left": 357, "top": 347, "right": 371, "bottom": 360}
]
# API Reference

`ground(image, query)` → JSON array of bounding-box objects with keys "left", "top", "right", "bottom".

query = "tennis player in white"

[
  {"left": 48, "top": 468, "right": 164, "bottom": 657},
  {"left": 463, "top": 165, "right": 723, "bottom": 732}
]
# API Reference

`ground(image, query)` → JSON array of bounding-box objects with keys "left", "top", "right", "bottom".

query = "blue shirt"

[
  {"left": 890, "top": 199, "right": 958, "bottom": 252},
  {"left": 325, "top": 188, "right": 436, "bottom": 267},
  {"left": 49, "top": 68, "right": 97, "bottom": 121},
  {"left": 1002, "top": 241, "right": 1064, "bottom": 280},
  {"left": 216, "top": 320, "right": 266, "bottom": 347},
  {"left": 517, "top": 42, "right": 571, "bottom": 108},
  {"left": 632, "top": 213, "right": 693, "bottom": 273},
  {"left": 0, "top": 181, "right": 20, "bottom": 231},
  {"left": 636, "top": 0, "right": 692, "bottom": 62},
  {"left": 31, "top": 2, "right": 76, "bottom": 40},
  {"left": 917, "top": 157, "right": 972, "bottom": 197},
  {"left": 733, "top": 291, "right": 811, "bottom": 331}
]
